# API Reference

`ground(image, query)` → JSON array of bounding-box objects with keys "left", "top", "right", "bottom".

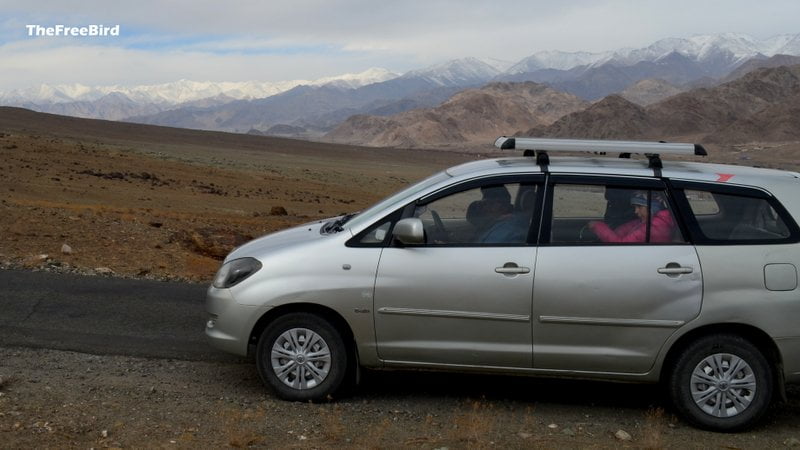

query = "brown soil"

[
  {"left": 0, "top": 107, "right": 473, "bottom": 281},
  {"left": 3, "top": 107, "right": 800, "bottom": 281},
  {"left": 1, "top": 347, "right": 798, "bottom": 449}
]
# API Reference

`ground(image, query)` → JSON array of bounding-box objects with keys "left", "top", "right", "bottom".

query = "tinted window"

[
  {"left": 347, "top": 210, "right": 403, "bottom": 247},
  {"left": 684, "top": 189, "right": 791, "bottom": 241},
  {"left": 414, "top": 182, "right": 537, "bottom": 245},
  {"left": 358, "top": 220, "right": 393, "bottom": 244},
  {"left": 550, "top": 184, "right": 684, "bottom": 244}
]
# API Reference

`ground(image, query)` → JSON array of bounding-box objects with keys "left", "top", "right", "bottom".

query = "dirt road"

[
  {"left": 2, "top": 345, "right": 799, "bottom": 448},
  {"left": 1, "top": 270, "right": 799, "bottom": 448}
]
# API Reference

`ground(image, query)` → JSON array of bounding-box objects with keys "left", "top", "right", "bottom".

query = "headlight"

[{"left": 212, "top": 257, "right": 262, "bottom": 289}]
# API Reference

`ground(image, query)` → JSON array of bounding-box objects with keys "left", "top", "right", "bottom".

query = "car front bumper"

[{"left": 204, "top": 285, "right": 261, "bottom": 357}]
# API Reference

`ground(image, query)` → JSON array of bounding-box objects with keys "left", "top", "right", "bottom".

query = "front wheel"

[
  {"left": 668, "top": 334, "right": 774, "bottom": 431},
  {"left": 256, "top": 312, "right": 348, "bottom": 402}
]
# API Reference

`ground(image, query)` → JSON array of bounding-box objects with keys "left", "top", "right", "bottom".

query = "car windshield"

[{"left": 345, "top": 170, "right": 452, "bottom": 231}]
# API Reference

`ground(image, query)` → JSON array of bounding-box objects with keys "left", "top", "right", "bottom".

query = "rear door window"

[{"left": 547, "top": 180, "right": 685, "bottom": 245}]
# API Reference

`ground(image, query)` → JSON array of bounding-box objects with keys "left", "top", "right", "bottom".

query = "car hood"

[{"left": 225, "top": 218, "right": 338, "bottom": 262}]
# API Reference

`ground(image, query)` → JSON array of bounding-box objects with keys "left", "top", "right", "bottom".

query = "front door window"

[{"left": 413, "top": 182, "right": 538, "bottom": 245}]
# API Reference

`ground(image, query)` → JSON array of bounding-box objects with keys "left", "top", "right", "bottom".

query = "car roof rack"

[{"left": 494, "top": 136, "right": 708, "bottom": 176}]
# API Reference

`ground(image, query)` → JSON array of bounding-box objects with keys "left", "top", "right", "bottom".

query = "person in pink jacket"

[{"left": 588, "top": 192, "right": 675, "bottom": 243}]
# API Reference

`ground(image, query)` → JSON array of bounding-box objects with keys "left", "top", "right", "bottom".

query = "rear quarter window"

[{"left": 677, "top": 185, "right": 799, "bottom": 244}]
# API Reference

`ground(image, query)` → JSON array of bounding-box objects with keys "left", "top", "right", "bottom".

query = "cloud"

[
  {"left": 0, "top": 39, "right": 400, "bottom": 88},
  {"left": 1, "top": 0, "right": 799, "bottom": 88}
]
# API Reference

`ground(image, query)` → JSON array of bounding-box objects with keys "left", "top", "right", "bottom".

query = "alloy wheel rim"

[
  {"left": 271, "top": 328, "right": 332, "bottom": 390},
  {"left": 690, "top": 353, "right": 756, "bottom": 418}
]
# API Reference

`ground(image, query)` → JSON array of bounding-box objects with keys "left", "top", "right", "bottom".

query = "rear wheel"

[
  {"left": 669, "top": 334, "right": 773, "bottom": 431},
  {"left": 256, "top": 312, "right": 348, "bottom": 402}
]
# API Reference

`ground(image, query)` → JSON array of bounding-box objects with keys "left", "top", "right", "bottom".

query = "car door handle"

[
  {"left": 657, "top": 263, "right": 693, "bottom": 275},
  {"left": 495, "top": 263, "right": 530, "bottom": 274}
]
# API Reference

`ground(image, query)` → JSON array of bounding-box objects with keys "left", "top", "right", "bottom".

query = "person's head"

[
  {"left": 481, "top": 186, "right": 511, "bottom": 203},
  {"left": 482, "top": 197, "right": 513, "bottom": 216},
  {"left": 478, "top": 185, "right": 513, "bottom": 218},
  {"left": 630, "top": 192, "right": 664, "bottom": 221}
]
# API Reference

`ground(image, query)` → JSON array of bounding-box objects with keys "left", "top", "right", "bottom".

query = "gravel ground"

[{"left": 1, "top": 347, "right": 799, "bottom": 448}]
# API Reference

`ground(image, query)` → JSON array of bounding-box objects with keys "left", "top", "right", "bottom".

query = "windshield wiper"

[{"left": 322, "top": 212, "right": 358, "bottom": 234}]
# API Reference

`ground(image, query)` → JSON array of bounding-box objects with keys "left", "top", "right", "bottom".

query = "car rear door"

[{"left": 531, "top": 176, "right": 703, "bottom": 374}]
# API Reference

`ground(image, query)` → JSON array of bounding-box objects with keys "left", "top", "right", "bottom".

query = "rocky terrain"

[
  {"left": 2, "top": 347, "right": 799, "bottom": 449},
  {"left": 325, "top": 63, "right": 800, "bottom": 153},
  {"left": 722, "top": 54, "right": 800, "bottom": 82},
  {"left": 526, "top": 95, "right": 656, "bottom": 141},
  {"left": 327, "top": 82, "right": 587, "bottom": 148},
  {"left": 0, "top": 107, "right": 472, "bottom": 281},
  {"left": 525, "top": 64, "right": 800, "bottom": 158},
  {"left": 619, "top": 79, "right": 684, "bottom": 106},
  {"left": 619, "top": 55, "right": 800, "bottom": 106},
  {"left": 3, "top": 101, "right": 800, "bottom": 283}
]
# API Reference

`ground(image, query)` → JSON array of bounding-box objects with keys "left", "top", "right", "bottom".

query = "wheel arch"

[
  {"left": 248, "top": 303, "right": 357, "bottom": 361},
  {"left": 661, "top": 323, "right": 785, "bottom": 399}
]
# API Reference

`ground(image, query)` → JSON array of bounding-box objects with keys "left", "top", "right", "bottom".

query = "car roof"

[{"left": 446, "top": 155, "right": 800, "bottom": 189}]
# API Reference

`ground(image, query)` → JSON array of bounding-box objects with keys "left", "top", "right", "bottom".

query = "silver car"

[{"left": 205, "top": 137, "right": 800, "bottom": 431}]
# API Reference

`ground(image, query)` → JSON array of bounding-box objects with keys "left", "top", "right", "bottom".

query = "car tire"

[
  {"left": 668, "top": 334, "right": 773, "bottom": 432},
  {"left": 256, "top": 312, "right": 348, "bottom": 402}
]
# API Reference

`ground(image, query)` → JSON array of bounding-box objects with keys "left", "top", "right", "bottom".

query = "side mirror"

[{"left": 392, "top": 218, "right": 425, "bottom": 245}]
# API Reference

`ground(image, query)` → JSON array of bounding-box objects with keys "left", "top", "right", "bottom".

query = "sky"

[{"left": 1, "top": 0, "right": 799, "bottom": 89}]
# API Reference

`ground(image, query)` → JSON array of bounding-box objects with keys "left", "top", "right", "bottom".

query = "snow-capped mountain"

[
  {"left": 506, "top": 50, "right": 612, "bottom": 74},
  {"left": 311, "top": 67, "right": 398, "bottom": 89},
  {"left": 598, "top": 33, "right": 800, "bottom": 68},
  {"left": 764, "top": 33, "right": 800, "bottom": 56},
  {"left": 400, "top": 57, "right": 500, "bottom": 86},
  {"left": 5, "top": 33, "right": 799, "bottom": 108},
  {"left": 497, "top": 32, "right": 800, "bottom": 100},
  {"left": 0, "top": 68, "right": 398, "bottom": 106},
  {"left": 502, "top": 33, "right": 800, "bottom": 74},
  {"left": 477, "top": 57, "right": 516, "bottom": 72}
]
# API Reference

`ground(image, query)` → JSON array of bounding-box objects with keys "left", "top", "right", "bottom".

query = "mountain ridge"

[
  {"left": 524, "top": 64, "right": 800, "bottom": 144},
  {"left": 326, "top": 81, "right": 587, "bottom": 147},
  {"left": 4, "top": 32, "right": 800, "bottom": 138}
]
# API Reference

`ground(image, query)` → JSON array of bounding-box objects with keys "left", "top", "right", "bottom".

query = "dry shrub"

[
  {"left": 320, "top": 405, "right": 346, "bottom": 443},
  {"left": 184, "top": 253, "right": 220, "bottom": 279},
  {"left": 519, "top": 405, "right": 535, "bottom": 434},
  {"left": 642, "top": 407, "right": 667, "bottom": 449},
  {"left": 403, "top": 414, "right": 442, "bottom": 446},
  {"left": 358, "top": 417, "right": 392, "bottom": 449},
  {"left": 219, "top": 406, "right": 266, "bottom": 448},
  {"left": 448, "top": 400, "right": 497, "bottom": 448}
]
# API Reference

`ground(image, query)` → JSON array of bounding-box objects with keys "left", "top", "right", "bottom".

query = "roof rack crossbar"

[
  {"left": 494, "top": 137, "right": 707, "bottom": 156},
  {"left": 521, "top": 148, "right": 549, "bottom": 171}
]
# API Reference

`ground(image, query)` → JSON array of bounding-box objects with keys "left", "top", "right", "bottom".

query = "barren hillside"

[
  {"left": 0, "top": 107, "right": 473, "bottom": 281},
  {"left": 525, "top": 95, "right": 655, "bottom": 140},
  {"left": 526, "top": 65, "right": 800, "bottom": 151},
  {"left": 327, "top": 82, "right": 587, "bottom": 147},
  {"left": 619, "top": 79, "right": 684, "bottom": 106}
]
